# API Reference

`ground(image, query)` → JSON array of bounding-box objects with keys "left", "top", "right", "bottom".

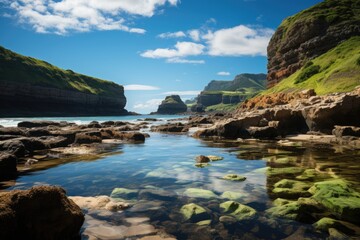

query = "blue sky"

[{"left": 0, "top": 0, "right": 322, "bottom": 113}]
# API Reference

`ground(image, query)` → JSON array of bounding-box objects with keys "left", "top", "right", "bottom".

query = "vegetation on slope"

[
  {"left": 264, "top": 36, "right": 360, "bottom": 95},
  {"left": 204, "top": 74, "right": 266, "bottom": 92},
  {"left": 0, "top": 46, "right": 124, "bottom": 97},
  {"left": 205, "top": 103, "right": 239, "bottom": 112}
]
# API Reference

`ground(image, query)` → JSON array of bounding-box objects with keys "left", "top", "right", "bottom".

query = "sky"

[{"left": 0, "top": 0, "right": 323, "bottom": 113}]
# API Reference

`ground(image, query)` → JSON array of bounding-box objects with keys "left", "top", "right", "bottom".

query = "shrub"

[{"left": 295, "top": 64, "right": 320, "bottom": 84}]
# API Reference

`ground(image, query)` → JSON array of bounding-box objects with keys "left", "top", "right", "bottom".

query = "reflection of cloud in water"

[{"left": 145, "top": 167, "right": 206, "bottom": 182}]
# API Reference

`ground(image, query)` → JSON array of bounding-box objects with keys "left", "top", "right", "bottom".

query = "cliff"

[
  {"left": 157, "top": 95, "right": 187, "bottom": 114},
  {"left": 267, "top": 0, "right": 360, "bottom": 88},
  {"left": 0, "top": 46, "right": 127, "bottom": 117},
  {"left": 192, "top": 74, "right": 266, "bottom": 112}
]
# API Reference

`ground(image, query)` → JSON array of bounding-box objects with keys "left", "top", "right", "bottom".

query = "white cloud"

[
  {"left": 161, "top": 90, "right": 201, "bottom": 96},
  {"left": 141, "top": 41, "right": 205, "bottom": 59},
  {"left": 133, "top": 98, "right": 163, "bottom": 110},
  {"left": 166, "top": 58, "right": 205, "bottom": 64},
  {"left": 204, "top": 25, "right": 274, "bottom": 56},
  {"left": 158, "top": 31, "right": 186, "bottom": 39},
  {"left": 4, "top": 0, "right": 179, "bottom": 34},
  {"left": 217, "top": 71, "right": 230, "bottom": 76},
  {"left": 188, "top": 29, "right": 200, "bottom": 41},
  {"left": 124, "top": 85, "right": 160, "bottom": 91}
]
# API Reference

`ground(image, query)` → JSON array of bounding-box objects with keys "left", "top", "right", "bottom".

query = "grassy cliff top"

[
  {"left": 264, "top": 36, "right": 360, "bottom": 95},
  {"left": 0, "top": 46, "right": 124, "bottom": 97},
  {"left": 280, "top": 0, "right": 360, "bottom": 38},
  {"left": 205, "top": 73, "right": 266, "bottom": 92}
]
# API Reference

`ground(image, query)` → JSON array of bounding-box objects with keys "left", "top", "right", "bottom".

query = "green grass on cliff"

[
  {"left": 0, "top": 46, "right": 124, "bottom": 97},
  {"left": 205, "top": 103, "right": 239, "bottom": 112},
  {"left": 202, "top": 89, "right": 258, "bottom": 96},
  {"left": 265, "top": 36, "right": 360, "bottom": 95},
  {"left": 280, "top": 0, "right": 360, "bottom": 39}
]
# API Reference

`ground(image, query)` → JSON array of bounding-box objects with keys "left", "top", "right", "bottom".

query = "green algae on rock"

[
  {"left": 272, "top": 179, "right": 312, "bottom": 199},
  {"left": 180, "top": 203, "right": 210, "bottom": 223},
  {"left": 221, "top": 174, "right": 246, "bottom": 182},
  {"left": 221, "top": 191, "right": 247, "bottom": 201},
  {"left": 308, "top": 179, "right": 360, "bottom": 224},
  {"left": 266, "top": 167, "right": 305, "bottom": 176},
  {"left": 220, "top": 201, "right": 257, "bottom": 221},
  {"left": 183, "top": 188, "right": 218, "bottom": 199},
  {"left": 110, "top": 188, "right": 138, "bottom": 199}
]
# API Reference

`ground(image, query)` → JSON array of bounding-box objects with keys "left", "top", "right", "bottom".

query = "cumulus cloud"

[
  {"left": 188, "top": 29, "right": 200, "bottom": 41},
  {"left": 204, "top": 25, "right": 274, "bottom": 56},
  {"left": 133, "top": 98, "right": 163, "bottom": 110},
  {"left": 3, "top": 0, "right": 179, "bottom": 34},
  {"left": 158, "top": 31, "right": 186, "bottom": 39},
  {"left": 217, "top": 71, "right": 230, "bottom": 76},
  {"left": 124, "top": 85, "right": 160, "bottom": 91}
]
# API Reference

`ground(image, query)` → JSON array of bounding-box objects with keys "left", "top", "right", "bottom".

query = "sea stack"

[{"left": 157, "top": 95, "right": 187, "bottom": 114}]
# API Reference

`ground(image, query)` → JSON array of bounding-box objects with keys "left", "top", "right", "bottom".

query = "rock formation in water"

[
  {"left": 267, "top": 0, "right": 360, "bottom": 88},
  {"left": 0, "top": 46, "right": 128, "bottom": 117},
  {"left": 0, "top": 186, "right": 84, "bottom": 240},
  {"left": 192, "top": 74, "right": 266, "bottom": 112},
  {"left": 156, "top": 95, "right": 187, "bottom": 114}
]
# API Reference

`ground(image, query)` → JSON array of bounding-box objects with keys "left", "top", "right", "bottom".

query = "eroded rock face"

[
  {"left": 266, "top": 0, "right": 360, "bottom": 87},
  {"left": 0, "top": 186, "right": 84, "bottom": 240},
  {"left": 157, "top": 95, "right": 187, "bottom": 114}
]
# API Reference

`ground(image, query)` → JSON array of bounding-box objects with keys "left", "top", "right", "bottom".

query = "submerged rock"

[
  {"left": 313, "top": 217, "right": 360, "bottom": 236},
  {"left": 220, "top": 201, "right": 257, "bottom": 221},
  {"left": 221, "top": 191, "right": 247, "bottom": 201},
  {"left": 308, "top": 179, "right": 360, "bottom": 225},
  {"left": 207, "top": 155, "right": 224, "bottom": 161},
  {"left": 110, "top": 188, "right": 138, "bottom": 199},
  {"left": 272, "top": 179, "right": 311, "bottom": 199},
  {"left": 195, "top": 155, "right": 210, "bottom": 163},
  {"left": 183, "top": 188, "right": 218, "bottom": 199},
  {"left": 221, "top": 174, "right": 246, "bottom": 182},
  {"left": 69, "top": 196, "right": 130, "bottom": 211},
  {"left": 0, "top": 186, "right": 84, "bottom": 240},
  {"left": 180, "top": 203, "right": 210, "bottom": 223}
]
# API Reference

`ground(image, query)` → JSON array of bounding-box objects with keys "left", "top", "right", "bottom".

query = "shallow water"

[{"left": 1, "top": 119, "right": 360, "bottom": 239}]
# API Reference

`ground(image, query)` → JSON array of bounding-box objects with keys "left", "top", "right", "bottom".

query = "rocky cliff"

[
  {"left": 192, "top": 74, "right": 266, "bottom": 112},
  {"left": 267, "top": 0, "right": 360, "bottom": 88},
  {"left": 157, "top": 95, "right": 187, "bottom": 114},
  {"left": 0, "top": 46, "right": 127, "bottom": 117}
]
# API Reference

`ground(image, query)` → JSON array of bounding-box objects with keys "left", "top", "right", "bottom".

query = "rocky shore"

[{"left": 0, "top": 120, "right": 148, "bottom": 180}]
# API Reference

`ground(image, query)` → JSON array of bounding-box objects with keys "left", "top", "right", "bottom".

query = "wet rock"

[
  {"left": 272, "top": 179, "right": 312, "bottom": 199},
  {"left": 180, "top": 203, "right": 211, "bottom": 223},
  {"left": 151, "top": 123, "right": 186, "bottom": 133},
  {"left": 266, "top": 167, "right": 304, "bottom": 176},
  {"left": 0, "top": 153, "right": 17, "bottom": 178},
  {"left": 26, "top": 128, "right": 51, "bottom": 137},
  {"left": 69, "top": 196, "right": 130, "bottom": 211},
  {"left": 18, "top": 121, "right": 61, "bottom": 128},
  {"left": 195, "top": 155, "right": 210, "bottom": 163},
  {"left": 220, "top": 201, "right": 257, "bottom": 221},
  {"left": 75, "top": 131, "right": 102, "bottom": 144},
  {"left": 100, "top": 121, "right": 115, "bottom": 127},
  {"left": 0, "top": 139, "right": 26, "bottom": 157},
  {"left": 87, "top": 121, "right": 102, "bottom": 128},
  {"left": 333, "top": 126, "right": 360, "bottom": 138},
  {"left": 139, "top": 189, "right": 177, "bottom": 201},
  {"left": 144, "top": 118, "right": 158, "bottom": 122},
  {"left": 247, "top": 126, "right": 279, "bottom": 139},
  {"left": 219, "top": 215, "right": 237, "bottom": 225},
  {"left": 118, "top": 132, "right": 146, "bottom": 142},
  {"left": 266, "top": 197, "right": 324, "bottom": 223},
  {"left": 221, "top": 191, "right": 246, "bottom": 201},
  {"left": 0, "top": 186, "right": 84, "bottom": 240},
  {"left": 183, "top": 188, "right": 218, "bottom": 199},
  {"left": 313, "top": 217, "right": 360, "bottom": 235},
  {"left": 110, "top": 188, "right": 138, "bottom": 199},
  {"left": 0, "top": 127, "right": 26, "bottom": 136},
  {"left": 221, "top": 174, "right": 246, "bottom": 182},
  {"left": 328, "top": 228, "right": 349, "bottom": 240},
  {"left": 308, "top": 179, "right": 360, "bottom": 224},
  {"left": 194, "top": 163, "right": 211, "bottom": 168},
  {"left": 207, "top": 155, "right": 223, "bottom": 161}
]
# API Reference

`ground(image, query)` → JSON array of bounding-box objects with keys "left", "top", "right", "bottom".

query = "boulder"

[
  {"left": 69, "top": 196, "right": 129, "bottom": 211},
  {"left": 332, "top": 126, "right": 360, "bottom": 138},
  {"left": 183, "top": 188, "right": 217, "bottom": 199},
  {"left": 151, "top": 123, "right": 186, "bottom": 133},
  {"left": 195, "top": 155, "right": 210, "bottom": 163},
  {"left": 87, "top": 121, "right": 102, "bottom": 128},
  {"left": 221, "top": 174, "right": 246, "bottom": 182},
  {"left": 308, "top": 180, "right": 360, "bottom": 224},
  {"left": 117, "top": 132, "right": 146, "bottom": 142},
  {"left": 180, "top": 203, "right": 210, "bottom": 223},
  {"left": 75, "top": 131, "right": 102, "bottom": 144},
  {"left": 26, "top": 128, "right": 51, "bottom": 137},
  {"left": 0, "top": 139, "right": 26, "bottom": 157},
  {"left": 0, "top": 127, "right": 26, "bottom": 136},
  {"left": 220, "top": 201, "right": 257, "bottom": 221},
  {"left": 18, "top": 121, "right": 61, "bottom": 128},
  {"left": 272, "top": 179, "right": 312, "bottom": 199},
  {"left": 0, "top": 186, "right": 84, "bottom": 240},
  {"left": 0, "top": 153, "right": 17, "bottom": 178}
]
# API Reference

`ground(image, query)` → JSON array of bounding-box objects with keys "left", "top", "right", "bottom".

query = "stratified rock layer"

[{"left": 267, "top": 0, "right": 360, "bottom": 87}]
